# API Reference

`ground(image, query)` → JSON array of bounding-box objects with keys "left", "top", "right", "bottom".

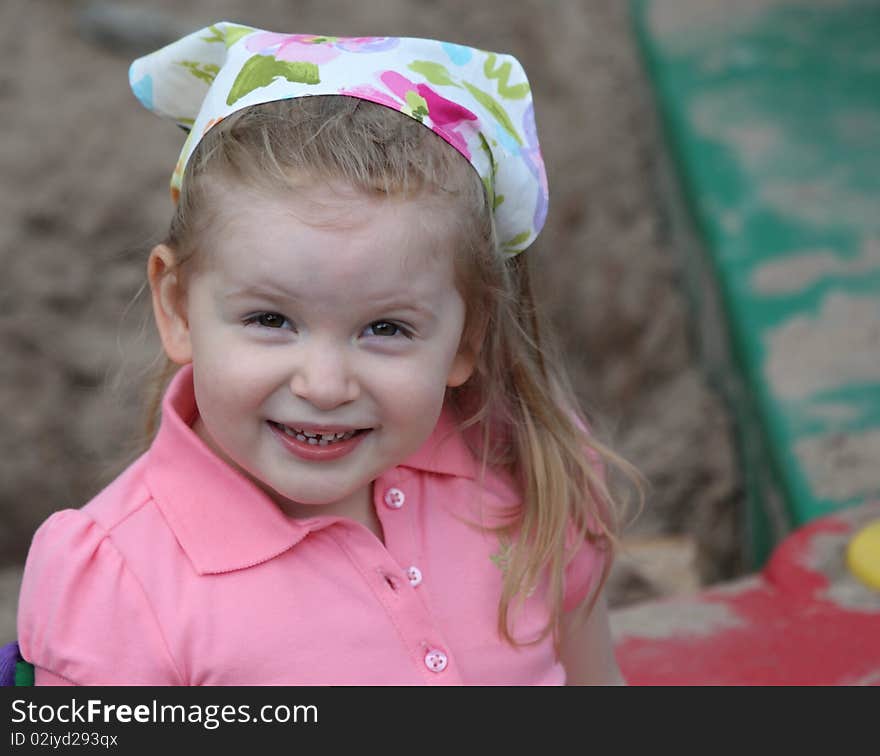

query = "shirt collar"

[{"left": 144, "top": 365, "right": 479, "bottom": 575}]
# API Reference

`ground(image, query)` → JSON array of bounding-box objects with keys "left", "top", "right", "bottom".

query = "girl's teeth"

[{"left": 280, "top": 424, "right": 359, "bottom": 444}]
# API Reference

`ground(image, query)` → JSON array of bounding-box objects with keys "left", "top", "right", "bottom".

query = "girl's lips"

[{"left": 268, "top": 421, "right": 371, "bottom": 462}]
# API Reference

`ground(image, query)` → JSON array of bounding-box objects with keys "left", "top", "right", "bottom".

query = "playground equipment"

[{"left": 617, "top": 0, "right": 880, "bottom": 683}]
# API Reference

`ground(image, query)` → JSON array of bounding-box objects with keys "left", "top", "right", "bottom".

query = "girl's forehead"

[
  {"left": 200, "top": 184, "right": 460, "bottom": 296},
  {"left": 211, "top": 174, "right": 453, "bottom": 227},
  {"left": 207, "top": 180, "right": 459, "bottom": 264}
]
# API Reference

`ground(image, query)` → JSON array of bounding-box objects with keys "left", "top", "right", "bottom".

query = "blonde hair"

[{"left": 146, "top": 96, "right": 641, "bottom": 648}]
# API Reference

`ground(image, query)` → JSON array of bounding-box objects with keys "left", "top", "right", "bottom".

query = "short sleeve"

[{"left": 17, "top": 509, "right": 182, "bottom": 685}]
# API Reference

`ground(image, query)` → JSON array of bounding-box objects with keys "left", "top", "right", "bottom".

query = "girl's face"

[{"left": 152, "top": 179, "right": 476, "bottom": 524}]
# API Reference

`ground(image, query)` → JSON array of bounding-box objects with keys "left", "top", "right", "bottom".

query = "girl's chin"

[{"left": 269, "top": 483, "right": 374, "bottom": 520}]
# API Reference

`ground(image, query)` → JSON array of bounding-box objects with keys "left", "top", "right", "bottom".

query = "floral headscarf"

[{"left": 129, "top": 22, "right": 548, "bottom": 254}]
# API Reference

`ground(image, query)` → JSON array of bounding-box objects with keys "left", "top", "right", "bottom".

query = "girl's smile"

[
  {"left": 153, "top": 178, "right": 478, "bottom": 529},
  {"left": 268, "top": 421, "right": 371, "bottom": 461}
]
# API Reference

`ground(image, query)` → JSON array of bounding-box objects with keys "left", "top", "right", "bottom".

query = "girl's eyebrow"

[
  {"left": 372, "top": 301, "right": 438, "bottom": 323},
  {"left": 222, "top": 282, "right": 301, "bottom": 301},
  {"left": 222, "top": 283, "right": 438, "bottom": 321}
]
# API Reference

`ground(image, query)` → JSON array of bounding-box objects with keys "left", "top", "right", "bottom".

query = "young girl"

[{"left": 16, "top": 23, "right": 637, "bottom": 685}]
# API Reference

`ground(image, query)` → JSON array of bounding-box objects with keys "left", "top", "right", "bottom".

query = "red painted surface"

[{"left": 615, "top": 505, "right": 880, "bottom": 685}]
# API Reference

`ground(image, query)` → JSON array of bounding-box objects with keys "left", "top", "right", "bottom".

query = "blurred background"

[{"left": 1, "top": 0, "right": 753, "bottom": 640}]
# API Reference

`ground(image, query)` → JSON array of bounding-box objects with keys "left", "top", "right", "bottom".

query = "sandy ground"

[{"left": 0, "top": 0, "right": 746, "bottom": 641}]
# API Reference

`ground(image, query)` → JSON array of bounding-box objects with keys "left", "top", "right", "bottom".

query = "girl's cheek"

[{"left": 381, "top": 377, "right": 447, "bottom": 417}]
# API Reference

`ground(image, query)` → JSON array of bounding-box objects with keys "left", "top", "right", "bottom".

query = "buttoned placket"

[{"left": 322, "top": 467, "right": 461, "bottom": 684}]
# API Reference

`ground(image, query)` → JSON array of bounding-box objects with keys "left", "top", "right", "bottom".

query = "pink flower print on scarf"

[
  {"left": 333, "top": 37, "right": 400, "bottom": 53},
  {"left": 344, "top": 71, "right": 478, "bottom": 160},
  {"left": 338, "top": 85, "right": 401, "bottom": 111},
  {"left": 245, "top": 33, "right": 397, "bottom": 64}
]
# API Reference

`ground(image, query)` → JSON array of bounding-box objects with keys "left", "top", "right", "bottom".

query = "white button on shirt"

[
  {"left": 424, "top": 649, "right": 448, "bottom": 673},
  {"left": 406, "top": 566, "right": 422, "bottom": 586},
  {"left": 383, "top": 487, "right": 405, "bottom": 509}
]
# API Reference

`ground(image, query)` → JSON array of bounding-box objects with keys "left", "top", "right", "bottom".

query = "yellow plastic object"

[{"left": 847, "top": 520, "right": 880, "bottom": 591}]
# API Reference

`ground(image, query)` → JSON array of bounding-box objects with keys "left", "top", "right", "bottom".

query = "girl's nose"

[{"left": 289, "top": 344, "right": 359, "bottom": 410}]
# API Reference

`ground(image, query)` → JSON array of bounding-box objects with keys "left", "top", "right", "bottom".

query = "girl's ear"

[
  {"left": 446, "top": 346, "right": 477, "bottom": 388},
  {"left": 446, "top": 316, "right": 486, "bottom": 388},
  {"left": 148, "top": 244, "right": 193, "bottom": 365}
]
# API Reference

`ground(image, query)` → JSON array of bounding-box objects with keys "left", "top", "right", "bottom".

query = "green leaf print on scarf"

[
  {"left": 477, "top": 132, "right": 502, "bottom": 210},
  {"left": 483, "top": 55, "right": 530, "bottom": 99},
  {"left": 407, "top": 60, "right": 460, "bottom": 88},
  {"left": 404, "top": 90, "right": 429, "bottom": 121},
  {"left": 227, "top": 55, "right": 320, "bottom": 106},
  {"left": 462, "top": 81, "right": 522, "bottom": 146},
  {"left": 177, "top": 60, "right": 220, "bottom": 85},
  {"left": 501, "top": 230, "right": 531, "bottom": 252},
  {"left": 202, "top": 24, "right": 256, "bottom": 49}
]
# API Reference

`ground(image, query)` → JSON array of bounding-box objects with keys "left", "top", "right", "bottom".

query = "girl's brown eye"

[
  {"left": 370, "top": 321, "right": 398, "bottom": 337},
  {"left": 254, "top": 312, "right": 287, "bottom": 328}
]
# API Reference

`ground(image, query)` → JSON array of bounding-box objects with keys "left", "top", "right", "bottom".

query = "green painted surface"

[
  {"left": 15, "top": 659, "right": 34, "bottom": 686},
  {"left": 630, "top": 0, "right": 880, "bottom": 564}
]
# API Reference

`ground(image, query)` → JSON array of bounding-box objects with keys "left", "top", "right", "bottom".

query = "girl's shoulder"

[
  {"left": 16, "top": 457, "right": 183, "bottom": 685},
  {"left": 17, "top": 505, "right": 182, "bottom": 685}
]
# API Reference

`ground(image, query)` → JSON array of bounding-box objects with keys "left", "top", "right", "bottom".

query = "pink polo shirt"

[{"left": 17, "top": 365, "right": 603, "bottom": 685}]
